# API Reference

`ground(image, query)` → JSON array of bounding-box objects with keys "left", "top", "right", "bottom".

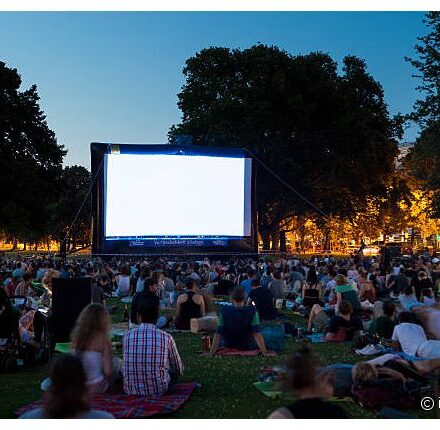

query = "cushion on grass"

[{"left": 15, "top": 382, "right": 197, "bottom": 419}]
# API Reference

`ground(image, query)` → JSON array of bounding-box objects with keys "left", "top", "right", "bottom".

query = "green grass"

[{"left": 0, "top": 299, "right": 437, "bottom": 419}]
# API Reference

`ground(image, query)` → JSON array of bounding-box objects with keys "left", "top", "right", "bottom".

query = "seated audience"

[
  {"left": 399, "top": 286, "right": 420, "bottom": 310},
  {"left": 114, "top": 265, "right": 131, "bottom": 297},
  {"left": 325, "top": 300, "right": 363, "bottom": 341},
  {"left": 421, "top": 288, "right": 436, "bottom": 306},
  {"left": 412, "top": 269, "right": 434, "bottom": 301},
  {"left": 334, "top": 274, "right": 361, "bottom": 315},
  {"left": 246, "top": 279, "right": 277, "bottom": 320},
  {"left": 0, "top": 288, "right": 19, "bottom": 340},
  {"left": 14, "top": 272, "right": 35, "bottom": 297},
  {"left": 368, "top": 301, "right": 396, "bottom": 339},
  {"left": 122, "top": 297, "right": 184, "bottom": 396},
  {"left": 241, "top": 268, "right": 257, "bottom": 299},
  {"left": 135, "top": 266, "right": 151, "bottom": 293},
  {"left": 268, "top": 345, "right": 347, "bottom": 418},
  {"left": 386, "top": 267, "right": 409, "bottom": 297},
  {"left": 70, "top": 303, "right": 121, "bottom": 394},
  {"left": 269, "top": 270, "right": 286, "bottom": 301},
  {"left": 20, "top": 354, "right": 114, "bottom": 419},
  {"left": 174, "top": 278, "right": 205, "bottom": 330},
  {"left": 210, "top": 287, "right": 269, "bottom": 355},
  {"left": 358, "top": 270, "right": 375, "bottom": 303},
  {"left": 307, "top": 303, "right": 331, "bottom": 333},
  {"left": 130, "top": 277, "right": 167, "bottom": 328}
]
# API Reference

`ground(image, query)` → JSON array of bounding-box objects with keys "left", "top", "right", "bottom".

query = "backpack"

[{"left": 352, "top": 380, "right": 415, "bottom": 410}]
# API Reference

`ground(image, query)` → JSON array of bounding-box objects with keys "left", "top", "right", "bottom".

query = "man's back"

[
  {"left": 122, "top": 323, "right": 183, "bottom": 396},
  {"left": 249, "top": 287, "right": 276, "bottom": 320},
  {"left": 217, "top": 305, "right": 260, "bottom": 350}
]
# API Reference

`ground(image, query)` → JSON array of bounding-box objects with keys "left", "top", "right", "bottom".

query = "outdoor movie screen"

[{"left": 104, "top": 152, "right": 253, "bottom": 239}]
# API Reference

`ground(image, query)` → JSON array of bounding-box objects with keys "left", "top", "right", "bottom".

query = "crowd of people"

[{"left": 1, "top": 249, "right": 440, "bottom": 418}]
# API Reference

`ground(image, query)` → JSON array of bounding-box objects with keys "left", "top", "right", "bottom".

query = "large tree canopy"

[
  {"left": 0, "top": 61, "right": 66, "bottom": 244},
  {"left": 406, "top": 12, "right": 440, "bottom": 216},
  {"left": 169, "top": 45, "right": 401, "bottom": 244}
]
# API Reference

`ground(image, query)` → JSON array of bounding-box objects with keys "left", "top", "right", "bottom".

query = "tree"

[
  {"left": 405, "top": 12, "right": 440, "bottom": 216},
  {"left": 169, "top": 45, "right": 402, "bottom": 247},
  {"left": 406, "top": 12, "right": 440, "bottom": 128},
  {"left": 54, "top": 166, "right": 92, "bottom": 251},
  {"left": 0, "top": 61, "right": 66, "bottom": 246}
]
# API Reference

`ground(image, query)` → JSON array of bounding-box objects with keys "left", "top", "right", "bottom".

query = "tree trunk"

[
  {"left": 12, "top": 239, "right": 18, "bottom": 250},
  {"left": 260, "top": 230, "right": 271, "bottom": 251},
  {"left": 279, "top": 231, "right": 287, "bottom": 253},
  {"left": 324, "top": 229, "right": 330, "bottom": 251},
  {"left": 271, "top": 231, "right": 280, "bottom": 251}
]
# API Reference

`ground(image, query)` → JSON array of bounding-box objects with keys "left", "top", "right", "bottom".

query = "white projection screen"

[{"left": 104, "top": 153, "right": 253, "bottom": 238}]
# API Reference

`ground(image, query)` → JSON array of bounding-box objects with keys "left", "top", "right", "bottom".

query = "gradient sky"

[{"left": 0, "top": 12, "right": 428, "bottom": 167}]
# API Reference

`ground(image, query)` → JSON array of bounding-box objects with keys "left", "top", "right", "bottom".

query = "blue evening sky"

[{"left": 0, "top": 12, "right": 427, "bottom": 167}]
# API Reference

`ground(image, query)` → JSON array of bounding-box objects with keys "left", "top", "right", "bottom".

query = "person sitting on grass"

[
  {"left": 209, "top": 287, "right": 270, "bottom": 356},
  {"left": 70, "top": 303, "right": 121, "bottom": 394},
  {"left": 269, "top": 270, "right": 286, "bottom": 301},
  {"left": 0, "top": 287, "right": 19, "bottom": 340},
  {"left": 174, "top": 277, "right": 205, "bottom": 330},
  {"left": 122, "top": 297, "right": 184, "bottom": 396},
  {"left": 324, "top": 300, "right": 363, "bottom": 342},
  {"left": 367, "top": 301, "right": 396, "bottom": 339},
  {"left": 334, "top": 274, "right": 361, "bottom": 316},
  {"left": 14, "top": 272, "right": 35, "bottom": 297},
  {"left": 19, "top": 354, "right": 114, "bottom": 419},
  {"left": 130, "top": 277, "right": 169, "bottom": 329},
  {"left": 421, "top": 287, "right": 436, "bottom": 306},
  {"left": 307, "top": 303, "right": 331, "bottom": 333},
  {"left": 268, "top": 345, "right": 347, "bottom": 418},
  {"left": 358, "top": 269, "right": 375, "bottom": 303},
  {"left": 246, "top": 278, "right": 277, "bottom": 321},
  {"left": 399, "top": 286, "right": 421, "bottom": 310}
]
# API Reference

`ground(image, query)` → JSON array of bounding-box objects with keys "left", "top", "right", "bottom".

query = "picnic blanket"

[
  {"left": 15, "top": 382, "right": 197, "bottom": 419},
  {"left": 215, "top": 348, "right": 277, "bottom": 357},
  {"left": 253, "top": 381, "right": 354, "bottom": 403},
  {"left": 253, "top": 381, "right": 283, "bottom": 399},
  {"left": 305, "top": 333, "right": 327, "bottom": 343}
]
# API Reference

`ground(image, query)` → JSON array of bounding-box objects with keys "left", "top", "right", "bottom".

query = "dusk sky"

[{"left": 0, "top": 12, "right": 428, "bottom": 167}]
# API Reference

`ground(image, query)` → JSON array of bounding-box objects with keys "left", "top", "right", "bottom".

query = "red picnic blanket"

[{"left": 15, "top": 382, "right": 197, "bottom": 419}]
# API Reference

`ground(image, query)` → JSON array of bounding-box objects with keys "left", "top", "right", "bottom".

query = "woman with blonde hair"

[{"left": 70, "top": 303, "right": 121, "bottom": 394}]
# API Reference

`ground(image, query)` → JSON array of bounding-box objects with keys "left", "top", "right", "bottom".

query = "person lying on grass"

[
  {"left": 208, "top": 287, "right": 270, "bottom": 356},
  {"left": 268, "top": 345, "right": 348, "bottom": 419},
  {"left": 389, "top": 311, "right": 440, "bottom": 359}
]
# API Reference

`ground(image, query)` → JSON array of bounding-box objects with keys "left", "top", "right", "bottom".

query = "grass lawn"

[{"left": 0, "top": 298, "right": 437, "bottom": 419}]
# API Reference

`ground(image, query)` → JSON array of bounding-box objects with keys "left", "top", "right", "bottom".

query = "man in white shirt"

[{"left": 391, "top": 312, "right": 440, "bottom": 358}]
